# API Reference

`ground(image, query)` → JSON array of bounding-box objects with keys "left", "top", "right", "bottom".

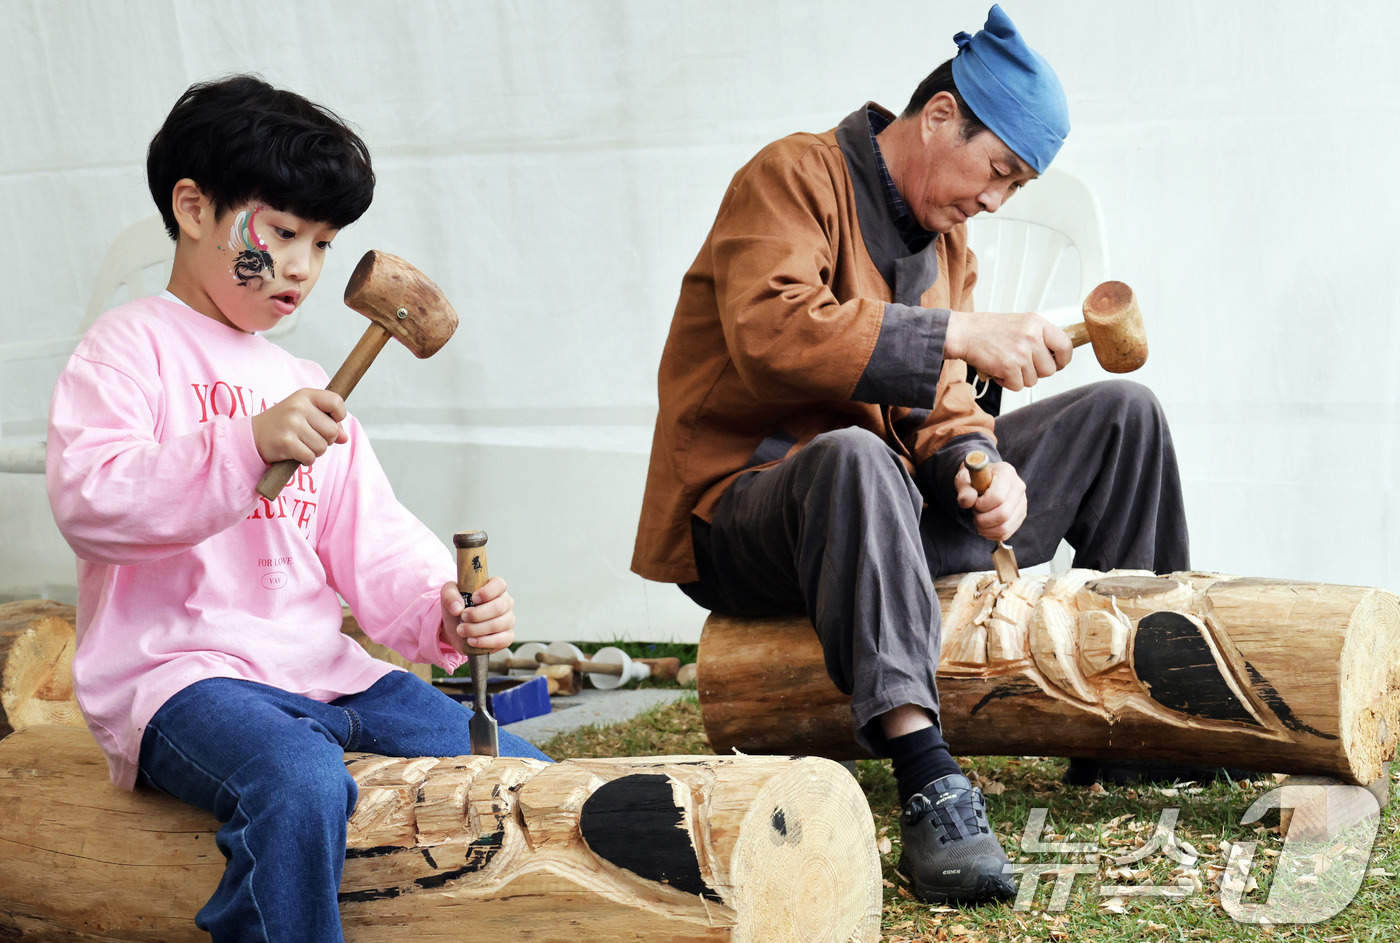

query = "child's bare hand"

[
  {"left": 251, "top": 388, "right": 349, "bottom": 466},
  {"left": 440, "top": 576, "right": 515, "bottom": 655}
]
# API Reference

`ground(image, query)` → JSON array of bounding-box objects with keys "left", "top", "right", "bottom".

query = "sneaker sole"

[{"left": 894, "top": 863, "right": 1017, "bottom": 905}]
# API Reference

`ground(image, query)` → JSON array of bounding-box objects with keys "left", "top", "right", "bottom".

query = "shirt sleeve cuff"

[
  {"left": 850, "top": 304, "right": 949, "bottom": 407},
  {"left": 916, "top": 432, "right": 1002, "bottom": 533},
  {"left": 435, "top": 642, "right": 469, "bottom": 676}
]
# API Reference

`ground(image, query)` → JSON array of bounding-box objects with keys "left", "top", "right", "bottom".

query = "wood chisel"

[{"left": 453, "top": 530, "right": 499, "bottom": 757}]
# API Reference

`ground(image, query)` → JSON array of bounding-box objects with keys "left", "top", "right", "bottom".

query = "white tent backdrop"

[{"left": 2, "top": 0, "right": 1397, "bottom": 642}]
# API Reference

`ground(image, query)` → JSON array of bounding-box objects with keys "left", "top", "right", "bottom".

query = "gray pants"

[{"left": 682, "top": 380, "right": 1189, "bottom": 754}]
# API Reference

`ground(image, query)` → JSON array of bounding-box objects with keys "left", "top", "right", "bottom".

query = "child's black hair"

[{"left": 147, "top": 74, "right": 375, "bottom": 239}]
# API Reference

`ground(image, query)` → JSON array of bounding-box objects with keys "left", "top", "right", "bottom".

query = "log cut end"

[
  {"left": 1338, "top": 588, "right": 1400, "bottom": 784},
  {"left": 0, "top": 602, "right": 85, "bottom": 739},
  {"left": 722, "top": 756, "right": 881, "bottom": 943}
]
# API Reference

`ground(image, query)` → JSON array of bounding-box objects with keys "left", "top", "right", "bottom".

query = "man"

[{"left": 633, "top": 5, "right": 1186, "bottom": 905}]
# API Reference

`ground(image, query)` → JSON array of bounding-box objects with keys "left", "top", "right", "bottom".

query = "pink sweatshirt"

[{"left": 47, "top": 294, "right": 467, "bottom": 789}]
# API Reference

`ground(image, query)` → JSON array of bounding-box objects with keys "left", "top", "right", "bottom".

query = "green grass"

[
  {"left": 540, "top": 697, "right": 1400, "bottom": 942},
  {"left": 539, "top": 694, "right": 710, "bottom": 758}
]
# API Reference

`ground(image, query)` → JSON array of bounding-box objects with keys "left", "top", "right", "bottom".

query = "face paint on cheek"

[{"left": 227, "top": 204, "right": 276, "bottom": 289}]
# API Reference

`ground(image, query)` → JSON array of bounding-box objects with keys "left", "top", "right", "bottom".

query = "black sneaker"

[{"left": 895, "top": 773, "right": 1015, "bottom": 904}]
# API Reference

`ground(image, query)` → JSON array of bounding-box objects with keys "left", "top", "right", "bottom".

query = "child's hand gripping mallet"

[
  {"left": 256, "top": 250, "right": 459, "bottom": 499},
  {"left": 453, "top": 530, "right": 499, "bottom": 757}
]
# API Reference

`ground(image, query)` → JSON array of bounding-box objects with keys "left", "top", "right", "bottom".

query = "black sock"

[{"left": 888, "top": 725, "right": 963, "bottom": 805}]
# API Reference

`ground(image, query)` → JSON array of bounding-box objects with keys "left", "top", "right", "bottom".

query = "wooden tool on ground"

[
  {"left": 963, "top": 450, "right": 1020, "bottom": 582},
  {"left": 1064, "top": 280, "right": 1147, "bottom": 373},
  {"left": 454, "top": 530, "right": 498, "bottom": 757},
  {"left": 539, "top": 641, "right": 652, "bottom": 689},
  {"left": 490, "top": 651, "right": 547, "bottom": 673},
  {"left": 490, "top": 641, "right": 548, "bottom": 675},
  {"left": 256, "top": 250, "right": 459, "bottom": 499}
]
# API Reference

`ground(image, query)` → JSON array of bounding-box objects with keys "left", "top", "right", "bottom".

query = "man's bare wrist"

[{"left": 944, "top": 310, "right": 967, "bottom": 360}]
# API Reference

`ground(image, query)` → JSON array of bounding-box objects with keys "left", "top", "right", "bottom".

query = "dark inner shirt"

[{"left": 868, "top": 107, "right": 938, "bottom": 255}]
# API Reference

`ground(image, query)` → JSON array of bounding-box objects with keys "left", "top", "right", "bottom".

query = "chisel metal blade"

[
  {"left": 468, "top": 653, "right": 499, "bottom": 757},
  {"left": 992, "top": 542, "right": 1020, "bottom": 583}
]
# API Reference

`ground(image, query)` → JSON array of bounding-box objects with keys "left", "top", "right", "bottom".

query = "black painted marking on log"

[
  {"left": 339, "top": 885, "right": 403, "bottom": 903},
  {"left": 1246, "top": 662, "right": 1338, "bottom": 740},
  {"left": 413, "top": 832, "right": 505, "bottom": 890},
  {"left": 474, "top": 830, "right": 505, "bottom": 850},
  {"left": 969, "top": 679, "right": 1039, "bottom": 715},
  {"left": 344, "top": 845, "right": 403, "bottom": 859},
  {"left": 414, "top": 865, "right": 475, "bottom": 890},
  {"left": 579, "top": 773, "right": 721, "bottom": 901},
  {"left": 1133, "top": 612, "right": 1260, "bottom": 725},
  {"left": 771, "top": 805, "right": 802, "bottom": 846}
]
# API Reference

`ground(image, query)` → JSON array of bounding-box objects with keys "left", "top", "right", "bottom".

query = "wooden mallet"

[
  {"left": 256, "top": 250, "right": 459, "bottom": 500},
  {"left": 1063, "top": 280, "right": 1147, "bottom": 374}
]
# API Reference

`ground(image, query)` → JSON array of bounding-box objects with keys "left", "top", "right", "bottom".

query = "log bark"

[
  {"left": 0, "top": 724, "right": 880, "bottom": 943},
  {"left": 697, "top": 570, "right": 1400, "bottom": 785},
  {"left": 0, "top": 600, "right": 84, "bottom": 739}
]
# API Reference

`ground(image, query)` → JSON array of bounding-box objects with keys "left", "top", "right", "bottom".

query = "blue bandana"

[{"left": 951, "top": 5, "right": 1069, "bottom": 173}]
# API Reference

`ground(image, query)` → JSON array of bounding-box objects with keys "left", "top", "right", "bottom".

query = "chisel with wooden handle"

[
  {"left": 453, "top": 530, "right": 498, "bottom": 757},
  {"left": 963, "top": 451, "right": 1020, "bottom": 582}
]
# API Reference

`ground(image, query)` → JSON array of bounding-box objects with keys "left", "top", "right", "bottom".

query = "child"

[{"left": 45, "top": 74, "right": 549, "bottom": 942}]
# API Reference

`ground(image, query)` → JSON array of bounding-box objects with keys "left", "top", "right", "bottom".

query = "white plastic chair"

[
  {"left": 79, "top": 214, "right": 177, "bottom": 329},
  {"left": 966, "top": 166, "right": 1109, "bottom": 329},
  {"left": 965, "top": 167, "right": 1111, "bottom": 571}
]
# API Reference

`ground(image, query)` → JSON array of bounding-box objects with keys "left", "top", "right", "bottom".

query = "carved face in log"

[
  {"left": 940, "top": 571, "right": 1339, "bottom": 742},
  {"left": 698, "top": 568, "right": 1400, "bottom": 784}
]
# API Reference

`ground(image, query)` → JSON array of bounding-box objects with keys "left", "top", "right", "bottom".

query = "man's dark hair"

[
  {"left": 901, "top": 59, "right": 989, "bottom": 141},
  {"left": 147, "top": 74, "right": 375, "bottom": 240}
]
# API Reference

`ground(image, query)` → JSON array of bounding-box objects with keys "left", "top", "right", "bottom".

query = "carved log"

[
  {"left": 0, "top": 724, "right": 880, "bottom": 942},
  {"left": 697, "top": 570, "right": 1400, "bottom": 785},
  {"left": 0, "top": 600, "right": 84, "bottom": 739}
]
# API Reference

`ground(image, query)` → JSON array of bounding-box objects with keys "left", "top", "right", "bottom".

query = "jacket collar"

[{"left": 835, "top": 103, "right": 941, "bottom": 307}]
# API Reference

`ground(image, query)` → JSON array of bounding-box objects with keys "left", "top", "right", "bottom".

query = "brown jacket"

[{"left": 632, "top": 104, "right": 994, "bottom": 584}]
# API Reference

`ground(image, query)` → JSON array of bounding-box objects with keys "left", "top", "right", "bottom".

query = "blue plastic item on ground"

[{"left": 435, "top": 674, "right": 551, "bottom": 726}]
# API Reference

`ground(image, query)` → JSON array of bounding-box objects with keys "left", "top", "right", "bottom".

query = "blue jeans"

[{"left": 138, "top": 671, "right": 551, "bottom": 942}]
